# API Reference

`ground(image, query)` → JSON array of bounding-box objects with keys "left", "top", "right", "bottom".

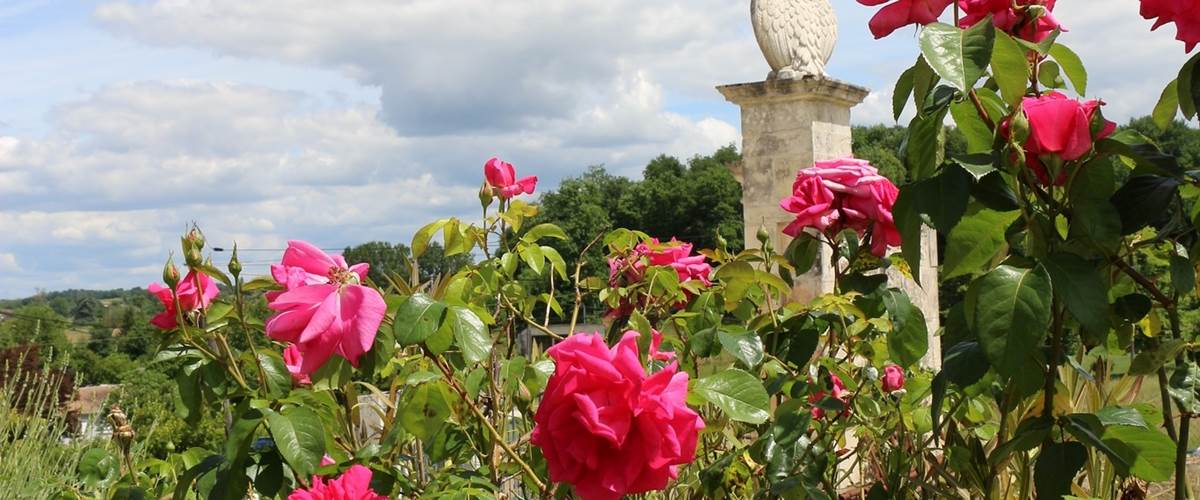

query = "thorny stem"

[
  {"left": 427, "top": 351, "right": 547, "bottom": 492},
  {"left": 569, "top": 232, "right": 607, "bottom": 336}
]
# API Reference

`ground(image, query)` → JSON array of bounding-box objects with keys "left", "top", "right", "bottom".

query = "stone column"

[{"left": 717, "top": 77, "right": 941, "bottom": 369}]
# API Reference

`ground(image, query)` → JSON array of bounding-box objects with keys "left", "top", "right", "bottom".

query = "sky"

[{"left": 0, "top": 0, "right": 1191, "bottom": 298}]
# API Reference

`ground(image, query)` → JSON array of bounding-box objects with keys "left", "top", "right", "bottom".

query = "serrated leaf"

[
  {"left": 943, "top": 207, "right": 1020, "bottom": 279},
  {"left": 1048, "top": 43, "right": 1087, "bottom": 95},
  {"left": 717, "top": 327, "right": 765, "bottom": 369},
  {"left": 991, "top": 30, "right": 1030, "bottom": 106},
  {"left": 448, "top": 305, "right": 491, "bottom": 364},
  {"left": 971, "top": 265, "right": 1053, "bottom": 378},
  {"left": 919, "top": 21, "right": 994, "bottom": 93},
  {"left": 394, "top": 293, "right": 448, "bottom": 345},
  {"left": 265, "top": 406, "right": 325, "bottom": 480},
  {"left": 1040, "top": 253, "right": 1109, "bottom": 335},
  {"left": 693, "top": 369, "right": 770, "bottom": 424}
]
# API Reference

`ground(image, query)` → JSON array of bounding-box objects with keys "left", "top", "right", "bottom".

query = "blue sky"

[{"left": 0, "top": 0, "right": 1190, "bottom": 298}]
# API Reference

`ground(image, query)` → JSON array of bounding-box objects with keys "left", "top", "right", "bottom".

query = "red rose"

[
  {"left": 882, "top": 365, "right": 906, "bottom": 393},
  {"left": 1140, "top": 0, "right": 1200, "bottom": 52},
  {"left": 531, "top": 332, "right": 704, "bottom": 500},
  {"left": 287, "top": 465, "right": 385, "bottom": 500},
  {"left": 959, "top": 0, "right": 1064, "bottom": 43},
  {"left": 1005, "top": 91, "right": 1116, "bottom": 184},
  {"left": 780, "top": 158, "right": 901, "bottom": 257},
  {"left": 857, "top": 0, "right": 955, "bottom": 39},
  {"left": 147, "top": 270, "right": 219, "bottom": 330},
  {"left": 809, "top": 373, "right": 851, "bottom": 419}
]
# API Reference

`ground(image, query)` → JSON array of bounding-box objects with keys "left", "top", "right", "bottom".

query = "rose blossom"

[
  {"left": 809, "top": 374, "right": 851, "bottom": 419},
  {"left": 484, "top": 157, "right": 537, "bottom": 199},
  {"left": 857, "top": 0, "right": 954, "bottom": 39},
  {"left": 635, "top": 238, "right": 713, "bottom": 287},
  {"left": 531, "top": 331, "right": 704, "bottom": 500},
  {"left": 287, "top": 465, "right": 385, "bottom": 500},
  {"left": 882, "top": 365, "right": 906, "bottom": 393},
  {"left": 959, "top": 0, "right": 1064, "bottom": 43},
  {"left": 283, "top": 344, "right": 312, "bottom": 385},
  {"left": 1140, "top": 0, "right": 1200, "bottom": 52},
  {"left": 148, "top": 270, "right": 220, "bottom": 330},
  {"left": 1004, "top": 91, "right": 1116, "bottom": 184},
  {"left": 265, "top": 240, "right": 387, "bottom": 375},
  {"left": 780, "top": 158, "right": 901, "bottom": 257}
]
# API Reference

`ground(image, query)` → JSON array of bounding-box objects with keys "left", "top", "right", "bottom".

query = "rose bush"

[{"left": 70, "top": 4, "right": 1200, "bottom": 500}]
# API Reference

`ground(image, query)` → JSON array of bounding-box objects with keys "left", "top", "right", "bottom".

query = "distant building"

[
  {"left": 65, "top": 384, "right": 120, "bottom": 441},
  {"left": 517, "top": 323, "right": 604, "bottom": 356}
]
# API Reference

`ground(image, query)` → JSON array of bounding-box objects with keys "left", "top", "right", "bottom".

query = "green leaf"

[
  {"left": 971, "top": 265, "right": 1053, "bottom": 378},
  {"left": 1168, "top": 362, "right": 1200, "bottom": 414},
  {"left": 1153, "top": 79, "right": 1180, "bottom": 130},
  {"left": 1178, "top": 51, "right": 1200, "bottom": 119},
  {"left": 393, "top": 293, "right": 448, "bottom": 346},
  {"left": 521, "top": 223, "right": 568, "bottom": 243},
  {"left": 265, "top": 406, "right": 326, "bottom": 479},
  {"left": 175, "top": 365, "right": 202, "bottom": 424},
  {"left": 942, "top": 341, "right": 990, "bottom": 387},
  {"left": 912, "top": 164, "right": 973, "bottom": 232},
  {"left": 893, "top": 65, "right": 916, "bottom": 121},
  {"left": 950, "top": 100, "right": 995, "bottom": 154},
  {"left": 893, "top": 185, "right": 924, "bottom": 286},
  {"left": 1102, "top": 424, "right": 1176, "bottom": 481},
  {"left": 542, "top": 245, "right": 569, "bottom": 279},
  {"left": 972, "top": 171, "right": 1021, "bottom": 212},
  {"left": 952, "top": 153, "right": 997, "bottom": 180},
  {"left": 257, "top": 351, "right": 292, "bottom": 398},
  {"left": 912, "top": 55, "right": 939, "bottom": 112},
  {"left": 1130, "top": 339, "right": 1188, "bottom": 376},
  {"left": 1063, "top": 413, "right": 1130, "bottom": 471},
  {"left": 1096, "top": 406, "right": 1149, "bottom": 428},
  {"left": 1069, "top": 198, "right": 1122, "bottom": 254},
  {"left": 400, "top": 381, "right": 452, "bottom": 441},
  {"left": 1035, "top": 441, "right": 1088, "bottom": 500},
  {"left": 1113, "top": 293, "right": 1153, "bottom": 323},
  {"left": 1170, "top": 254, "right": 1195, "bottom": 295},
  {"left": 943, "top": 207, "right": 1020, "bottom": 279},
  {"left": 78, "top": 448, "right": 119, "bottom": 488},
  {"left": 904, "top": 104, "right": 950, "bottom": 180},
  {"left": 785, "top": 234, "right": 819, "bottom": 275},
  {"left": 412, "top": 219, "right": 449, "bottom": 258},
  {"left": 448, "top": 305, "right": 491, "bottom": 364},
  {"left": 882, "top": 288, "right": 929, "bottom": 368},
  {"left": 1110, "top": 176, "right": 1182, "bottom": 235},
  {"left": 1040, "top": 253, "right": 1110, "bottom": 335},
  {"left": 693, "top": 369, "right": 771, "bottom": 424},
  {"left": 991, "top": 30, "right": 1031, "bottom": 106},
  {"left": 1048, "top": 43, "right": 1086, "bottom": 95},
  {"left": 919, "top": 21, "right": 995, "bottom": 93},
  {"left": 520, "top": 243, "right": 545, "bottom": 275},
  {"left": 717, "top": 327, "right": 765, "bottom": 369}
]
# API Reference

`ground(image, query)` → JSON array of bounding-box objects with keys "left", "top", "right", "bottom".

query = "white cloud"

[{"left": 0, "top": 253, "right": 20, "bottom": 273}]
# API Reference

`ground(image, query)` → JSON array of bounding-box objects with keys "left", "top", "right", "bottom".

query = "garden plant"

[{"left": 65, "top": 1, "right": 1200, "bottom": 498}]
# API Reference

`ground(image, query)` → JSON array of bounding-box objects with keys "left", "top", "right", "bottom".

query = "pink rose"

[
  {"left": 1140, "top": 0, "right": 1200, "bottom": 52},
  {"left": 857, "top": 0, "right": 954, "bottom": 39},
  {"left": 484, "top": 157, "right": 537, "bottom": 199},
  {"left": 147, "top": 270, "right": 220, "bottom": 330},
  {"left": 531, "top": 332, "right": 704, "bottom": 500},
  {"left": 283, "top": 344, "right": 312, "bottom": 385},
  {"left": 809, "top": 374, "right": 850, "bottom": 419},
  {"left": 265, "top": 240, "right": 387, "bottom": 375},
  {"left": 1005, "top": 91, "right": 1116, "bottom": 184},
  {"left": 959, "top": 0, "right": 1063, "bottom": 42},
  {"left": 882, "top": 365, "right": 906, "bottom": 393},
  {"left": 780, "top": 158, "right": 901, "bottom": 257},
  {"left": 287, "top": 465, "right": 385, "bottom": 500},
  {"left": 635, "top": 238, "right": 713, "bottom": 287}
]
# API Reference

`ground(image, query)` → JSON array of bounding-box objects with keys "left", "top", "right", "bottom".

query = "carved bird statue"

[{"left": 751, "top": 0, "right": 838, "bottom": 80}]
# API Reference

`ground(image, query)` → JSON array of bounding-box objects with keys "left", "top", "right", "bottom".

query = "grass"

[{"left": 0, "top": 361, "right": 88, "bottom": 498}]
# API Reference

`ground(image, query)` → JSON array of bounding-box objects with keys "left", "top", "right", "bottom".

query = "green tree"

[
  {"left": 0, "top": 304, "right": 72, "bottom": 358},
  {"left": 342, "top": 241, "right": 472, "bottom": 287}
]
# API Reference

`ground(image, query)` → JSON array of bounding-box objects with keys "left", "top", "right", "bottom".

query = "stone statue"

[{"left": 750, "top": 0, "right": 837, "bottom": 80}]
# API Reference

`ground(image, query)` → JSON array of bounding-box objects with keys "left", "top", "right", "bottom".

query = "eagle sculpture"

[{"left": 751, "top": 0, "right": 837, "bottom": 80}]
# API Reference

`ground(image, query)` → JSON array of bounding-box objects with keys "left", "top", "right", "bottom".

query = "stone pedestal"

[{"left": 717, "top": 77, "right": 941, "bottom": 369}]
